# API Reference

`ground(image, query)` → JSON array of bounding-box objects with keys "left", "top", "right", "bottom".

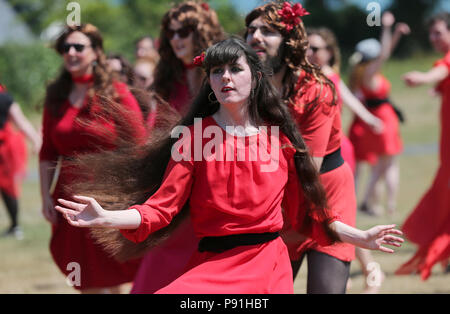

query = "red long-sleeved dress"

[
  {"left": 39, "top": 81, "right": 146, "bottom": 289},
  {"left": 396, "top": 51, "right": 450, "bottom": 280},
  {"left": 121, "top": 116, "right": 336, "bottom": 293}
]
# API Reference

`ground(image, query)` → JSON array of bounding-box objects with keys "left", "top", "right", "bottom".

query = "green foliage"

[{"left": 0, "top": 43, "right": 61, "bottom": 113}]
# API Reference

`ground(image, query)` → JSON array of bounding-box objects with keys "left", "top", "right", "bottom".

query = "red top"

[
  {"left": 361, "top": 74, "right": 391, "bottom": 100},
  {"left": 169, "top": 71, "right": 192, "bottom": 116},
  {"left": 40, "top": 82, "right": 145, "bottom": 161},
  {"left": 327, "top": 72, "right": 343, "bottom": 109},
  {"left": 288, "top": 71, "right": 341, "bottom": 157},
  {"left": 121, "top": 116, "right": 338, "bottom": 243},
  {"left": 434, "top": 51, "right": 450, "bottom": 165}
]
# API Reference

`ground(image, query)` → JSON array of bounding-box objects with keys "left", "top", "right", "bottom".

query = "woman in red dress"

[
  {"left": 306, "top": 27, "right": 387, "bottom": 293},
  {"left": 396, "top": 13, "right": 450, "bottom": 280},
  {"left": 348, "top": 12, "right": 410, "bottom": 216},
  {"left": 39, "top": 24, "right": 146, "bottom": 293},
  {"left": 55, "top": 37, "right": 403, "bottom": 294},
  {"left": 0, "top": 84, "right": 41, "bottom": 239},
  {"left": 129, "top": 1, "right": 226, "bottom": 294}
]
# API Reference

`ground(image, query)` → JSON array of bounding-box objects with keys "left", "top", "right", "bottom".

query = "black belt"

[
  {"left": 365, "top": 98, "right": 405, "bottom": 123},
  {"left": 198, "top": 232, "right": 279, "bottom": 253},
  {"left": 319, "top": 148, "right": 344, "bottom": 174}
]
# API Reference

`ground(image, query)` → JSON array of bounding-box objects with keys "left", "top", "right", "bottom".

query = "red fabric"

[
  {"left": 0, "top": 122, "right": 27, "bottom": 198},
  {"left": 396, "top": 52, "right": 450, "bottom": 280},
  {"left": 168, "top": 71, "right": 192, "bottom": 116},
  {"left": 348, "top": 74, "right": 402, "bottom": 163},
  {"left": 39, "top": 82, "right": 145, "bottom": 290},
  {"left": 121, "top": 116, "right": 335, "bottom": 293},
  {"left": 286, "top": 72, "right": 356, "bottom": 262}
]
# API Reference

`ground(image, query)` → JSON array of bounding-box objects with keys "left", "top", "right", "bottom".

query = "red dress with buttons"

[{"left": 39, "top": 81, "right": 145, "bottom": 289}]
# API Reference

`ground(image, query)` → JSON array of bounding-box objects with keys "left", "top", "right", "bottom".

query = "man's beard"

[{"left": 265, "top": 43, "right": 285, "bottom": 74}]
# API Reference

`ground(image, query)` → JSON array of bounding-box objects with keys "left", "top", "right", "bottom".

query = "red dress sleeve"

[
  {"left": 120, "top": 135, "right": 194, "bottom": 243},
  {"left": 39, "top": 106, "right": 59, "bottom": 162},
  {"left": 290, "top": 77, "right": 336, "bottom": 157},
  {"left": 280, "top": 139, "right": 337, "bottom": 247}
]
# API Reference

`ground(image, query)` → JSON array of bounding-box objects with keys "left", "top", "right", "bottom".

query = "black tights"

[
  {"left": 1, "top": 190, "right": 18, "bottom": 229},
  {"left": 291, "top": 250, "right": 350, "bottom": 294}
]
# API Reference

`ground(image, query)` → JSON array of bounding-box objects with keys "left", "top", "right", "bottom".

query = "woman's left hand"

[{"left": 362, "top": 224, "right": 404, "bottom": 253}]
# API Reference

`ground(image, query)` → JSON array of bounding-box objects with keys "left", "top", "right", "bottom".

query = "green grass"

[{"left": 1, "top": 54, "right": 449, "bottom": 293}]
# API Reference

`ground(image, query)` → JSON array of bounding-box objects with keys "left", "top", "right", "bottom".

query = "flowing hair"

[
  {"left": 244, "top": 1, "right": 336, "bottom": 109},
  {"left": 67, "top": 37, "right": 334, "bottom": 261}
]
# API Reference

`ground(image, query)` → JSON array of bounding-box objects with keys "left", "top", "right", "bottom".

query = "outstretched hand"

[
  {"left": 55, "top": 196, "right": 107, "bottom": 228},
  {"left": 363, "top": 224, "right": 404, "bottom": 253}
]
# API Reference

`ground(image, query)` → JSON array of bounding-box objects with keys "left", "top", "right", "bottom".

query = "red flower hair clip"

[
  {"left": 193, "top": 51, "right": 205, "bottom": 67},
  {"left": 201, "top": 3, "right": 210, "bottom": 11},
  {"left": 277, "top": 2, "right": 310, "bottom": 31}
]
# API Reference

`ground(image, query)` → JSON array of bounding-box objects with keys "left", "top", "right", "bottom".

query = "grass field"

[{"left": 0, "top": 54, "right": 449, "bottom": 294}]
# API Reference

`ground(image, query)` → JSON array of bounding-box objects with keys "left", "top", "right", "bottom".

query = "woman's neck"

[{"left": 213, "top": 104, "right": 259, "bottom": 136}]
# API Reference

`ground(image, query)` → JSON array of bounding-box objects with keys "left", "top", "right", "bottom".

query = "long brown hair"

[
  {"left": 153, "top": 1, "right": 225, "bottom": 101},
  {"left": 68, "top": 37, "right": 334, "bottom": 261},
  {"left": 244, "top": 1, "right": 336, "bottom": 108},
  {"left": 45, "top": 24, "right": 117, "bottom": 116}
]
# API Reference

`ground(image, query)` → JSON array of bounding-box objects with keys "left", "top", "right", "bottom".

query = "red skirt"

[
  {"left": 155, "top": 236, "right": 293, "bottom": 294},
  {"left": 341, "top": 135, "right": 356, "bottom": 173},
  {"left": 286, "top": 162, "right": 356, "bottom": 262},
  {"left": 348, "top": 103, "right": 402, "bottom": 164},
  {"left": 131, "top": 219, "right": 199, "bottom": 294},
  {"left": 50, "top": 166, "right": 141, "bottom": 290},
  {"left": 0, "top": 122, "right": 27, "bottom": 198},
  {"left": 396, "top": 166, "right": 450, "bottom": 280}
]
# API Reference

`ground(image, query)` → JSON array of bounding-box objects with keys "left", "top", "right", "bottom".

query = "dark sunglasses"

[
  {"left": 309, "top": 45, "right": 328, "bottom": 53},
  {"left": 62, "top": 43, "right": 90, "bottom": 53},
  {"left": 166, "top": 26, "right": 193, "bottom": 39}
]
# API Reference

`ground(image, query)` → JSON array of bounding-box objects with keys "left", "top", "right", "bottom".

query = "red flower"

[
  {"left": 201, "top": 3, "right": 210, "bottom": 11},
  {"left": 277, "top": 2, "right": 310, "bottom": 31},
  {"left": 193, "top": 51, "right": 205, "bottom": 67}
]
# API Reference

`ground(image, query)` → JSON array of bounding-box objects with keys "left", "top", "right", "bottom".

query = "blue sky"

[{"left": 229, "top": 0, "right": 450, "bottom": 15}]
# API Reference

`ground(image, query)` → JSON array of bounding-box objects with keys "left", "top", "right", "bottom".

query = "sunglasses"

[
  {"left": 309, "top": 45, "right": 328, "bottom": 53},
  {"left": 62, "top": 43, "right": 90, "bottom": 53},
  {"left": 166, "top": 26, "right": 193, "bottom": 39}
]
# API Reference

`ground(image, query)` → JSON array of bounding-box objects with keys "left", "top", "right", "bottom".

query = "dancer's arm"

[
  {"left": 403, "top": 65, "right": 449, "bottom": 87},
  {"left": 329, "top": 221, "right": 403, "bottom": 253},
  {"left": 9, "top": 102, "right": 42, "bottom": 153},
  {"left": 39, "top": 160, "right": 58, "bottom": 224},
  {"left": 340, "top": 80, "right": 384, "bottom": 133}
]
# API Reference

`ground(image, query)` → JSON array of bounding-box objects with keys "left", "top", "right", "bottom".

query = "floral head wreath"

[
  {"left": 277, "top": 2, "right": 310, "bottom": 31},
  {"left": 193, "top": 51, "right": 205, "bottom": 67}
]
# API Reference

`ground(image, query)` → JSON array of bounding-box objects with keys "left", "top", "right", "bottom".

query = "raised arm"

[{"left": 403, "top": 65, "right": 449, "bottom": 87}]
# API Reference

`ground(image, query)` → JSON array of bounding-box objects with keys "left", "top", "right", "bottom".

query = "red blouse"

[
  {"left": 121, "top": 116, "right": 338, "bottom": 244},
  {"left": 40, "top": 82, "right": 145, "bottom": 161},
  {"left": 434, "top": 51, "right": 450, "bottom": 164},
  {"left": 288, "top": 72, "right": 341, "bottom": 157}
]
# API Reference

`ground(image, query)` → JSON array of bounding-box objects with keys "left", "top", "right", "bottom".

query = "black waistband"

[
  {"left": 198, "top": 232, "right": 280, "bottom": 253},
  {"left": 365, "top": 98, "right": 405, "bottom": 123},
  {"left": 319, "top": 147, "right": 344, "bottom": 174}
]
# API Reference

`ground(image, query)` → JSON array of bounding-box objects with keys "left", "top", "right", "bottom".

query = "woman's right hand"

[
  {"left": 42, "top": 196, "right": 58, "bottom": 225},
  {"left": 55, "top": 196, "right": 108, "bottom": 228}
]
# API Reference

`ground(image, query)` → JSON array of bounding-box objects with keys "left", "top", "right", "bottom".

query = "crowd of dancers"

[{"left": 0, "top": 1, "right": 449, "bottom": 294}]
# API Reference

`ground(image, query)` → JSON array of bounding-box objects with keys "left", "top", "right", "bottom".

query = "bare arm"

[
  {"left": 39, "top": 160, "right": 58, "bottom": 224},
  {"left": 340, "top": 80, "right": 384, "bottom": 133},
  {"left": 329, "top": 221, "right": 404, "bottom": 253},
  {"left": 403, "top": 65, "right": 449, "bottom": 87},
  {"left": 9, "top": 102, "right": 42, "bottom": 153}
]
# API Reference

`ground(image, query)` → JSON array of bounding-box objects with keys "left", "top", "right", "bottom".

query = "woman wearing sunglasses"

[
  {"left": 39, "top": 23, "right": 146, "bottom": 293},
  {"left": 127, "top": 1, "right": 226, "bottom": 294}
]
